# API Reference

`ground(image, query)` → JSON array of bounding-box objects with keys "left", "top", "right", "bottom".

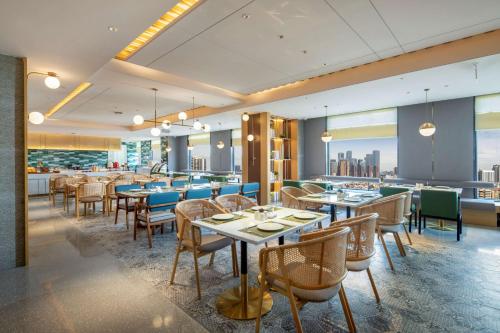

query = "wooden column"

[{"left": 242, "top": 112, "right": 270, "bottom": 205}]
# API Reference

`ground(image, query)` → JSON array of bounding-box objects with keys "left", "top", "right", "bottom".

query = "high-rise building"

[
  {"left": 346, "top": 150, "right": 352, "bottom": 161},
  {"left": 493, "top": 164, "right": 500, "bottom": 182},
  {"left": 478, "top": 169, "right": 495, "bottom": 182},
  {"left": 338, "top": 152, "right": 345, "bottom": 161}
]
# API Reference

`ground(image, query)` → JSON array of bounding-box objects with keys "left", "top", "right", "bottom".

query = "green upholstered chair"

[
  {"left": 283, "top": 180, "right": 303, "bottom": 188},
  {"left": 209, "top": 175, "right": 228, "bottom": 183},
  {"left": 418, "top": 189, "right": 462, "bottom": 241}
]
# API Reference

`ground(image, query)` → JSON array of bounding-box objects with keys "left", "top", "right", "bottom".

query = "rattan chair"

[
  {"left": 49, "top": 175, "right": 68, "bottom": 207},
  {"left": 400, "top": 191, "right": 413, "bottom": 245},
  {"left": 169, "top": 199, "right": 239, "bottom": 299},
  {"left": 357, "top": 194, "right": 406, "bottom": 271},
  {"left": 215, "top": 194, "right": 256, "bottom": 212},
  {"left": 281, "top": 186, "right": 323, "bottom": 211},
  {"left": 301, "top": 183, "right": 325, "bottom": 194},
  {"left": 329, "top": 213, "right": 380, "bottom": 303},
  {"left": 78, "top": 182, "right": 106, "bottom": 216},
  {"left": 256, "top": 226, "right": 355, "bottom": 333},
  {"left": 117, "top": 173, "right": 134, "bottom": 182}
]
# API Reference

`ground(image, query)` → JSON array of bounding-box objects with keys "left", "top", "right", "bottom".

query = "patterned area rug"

[{"left": 57, "top": 203, "right": 499, "bottom": 333}]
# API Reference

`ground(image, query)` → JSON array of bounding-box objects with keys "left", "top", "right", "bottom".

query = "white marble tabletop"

[
  {"left": 298, "top": 190, "right": 383, "bottom": 208},
  {"left": 191, "top": 207, "right": 330, "bottom": 245}
]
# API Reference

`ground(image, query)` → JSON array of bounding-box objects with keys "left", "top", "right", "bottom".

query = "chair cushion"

[
  {"left": 346, "top": 258, "right": 371, "bottom": 271},
  {"left": 80, "top": 196, "right": 102, "bottom": 203},
  {"left": 138, "top": 211, "right": 175, "bottom": 223},
  {"left": 380, "top": 223, "right": 403, "bottom": 233},
  {"left": 183, "top": 234, "right": 232, "bottom": 252},
  {"left": 266, "top": 262, "right": 341, "bottom": 302}
]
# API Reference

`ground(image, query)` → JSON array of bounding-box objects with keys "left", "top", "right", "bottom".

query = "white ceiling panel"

[
  {"left": 326, "top": 0, "right": 402, "bottom": 55},
  {"left": 371, "top": 0, "right": 500, "bottom": 49}
]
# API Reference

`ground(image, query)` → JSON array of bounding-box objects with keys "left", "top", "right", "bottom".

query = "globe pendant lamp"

[
  {"left": 29, "top": 111, "right": 45, "bottom": 125},
  {"left": 321, "top": 105, "right": 332, "bottom": 143},
  {"left": 419, "top": 88, "right": 436, "bottom": 137},
  {"left": 217, "top": 141, "right": 225, "bottom": 149},
  {"left": 44, "top": 72, "right": 60, "bottom": 89}
]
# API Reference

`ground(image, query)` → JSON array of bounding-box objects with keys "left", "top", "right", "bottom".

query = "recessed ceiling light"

[
  {"left": 114, "top": 111, "right": 123, "bottom": 115},
  {"left": 242, "top": 13, "right": 250, "bottom": 19},
  {"left": 406, "top": 91, "right": 410, "bottom": 94},
  {"left": 279, "top": 35, "right": 284, "bottom": 39},
  {"left": 444, "top": 84, "right": 449, "bottom": 87},
  {"left": 399, "top": 77, "right": 404, "bottom": 80},
  {"left": 108, "top": 26, "right": 118, "bottom": 32},
  {"left": 322, "top": 63, "right": 327, "bottom": 67},
  {"left": 302, "top": 50, "right": 307, "bottom": 54}
]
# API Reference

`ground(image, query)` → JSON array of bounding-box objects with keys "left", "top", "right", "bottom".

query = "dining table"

[
  {"left": 298, "top": 189, "right": 383, "bottom": 221},
  {"left": 192, "top": 206, "right": 330, "bottom": 320}
]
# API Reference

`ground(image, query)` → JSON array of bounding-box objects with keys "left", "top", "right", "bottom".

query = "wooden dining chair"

[
  {"left": 50, "top": 175, "right": 68, "bottom": 207},
  {"left": 78, "top": 183, "right": 106, "bottom": 216},
  {"left": 301, "top": 183, "right": 325, "bottom": 194},
  {"left": 380, "top": 186, "right": 417, "bottom": 231},
  {"left": 255, "top": 226, "right": 355, "bottom": 333},
  {"left": 357, "top": 194, "right": 406, "bottom": 271},
  {"left": 63, "top": 177, "right": 81, "bottom": 211},
  {"left": 133, "top": 192, "right": 179, "bottom": 248},
  {"left": 106, "top": 180, "right": 131, "bottom": 216},
  {"left": 170, "top": 199, "right": 239, "bottom": 300},
  {"left": 114, "top": 184, "right": 141, "bottom": 229}
]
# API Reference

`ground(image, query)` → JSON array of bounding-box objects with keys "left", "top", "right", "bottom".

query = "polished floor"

[
  {"left": 0, "top": 198, "right": 206, "bottom": 333},
  {"left": 1, "top": 198, "right": 499, "bottom": 333}
]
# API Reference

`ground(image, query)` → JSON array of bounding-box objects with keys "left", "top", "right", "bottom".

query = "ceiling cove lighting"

[
  {"left": 419, "top": 89, "right": 437, "bottom": 137},
  {"left": 321, "top": 105, "right": 332, "bottom": 143},
  {"left": 46, "top": 82, "right": 92, "bottom": 118},
  {"left": 115, "top": 0, "right": 201, "bottom": 61}
]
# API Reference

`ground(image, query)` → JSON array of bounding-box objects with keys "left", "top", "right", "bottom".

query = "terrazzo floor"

[{"left": 1, "top": 197, "right": 499, "bottom": 333}]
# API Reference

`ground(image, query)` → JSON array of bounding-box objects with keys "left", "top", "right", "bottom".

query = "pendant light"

[
  {"left": 133, "top": 114, "right": 144, "bottom": 125},
  {"left": 29, "top": 111, "right": 45, "bottom": 125},
  {"left": 217, "top": 141, "right": 225, "bottom": 149},
  {"left": 191, "top": 96, "right": 202, "bottom": 130},
  {"left": 162, "top": 120, "right": 171, "bottom": 129},
  {"left": 187, "top": 142, "right": 194, "bottom": 151},
  {"left": 247, "top": 115, "right": 254, "bottom": 141},
  {"left": 44, "top": 72, "right": 60, "bottom": 89},
  {"left": 150, "top": 88, "right": 161, "bottom": 137},
  {"left": 419, "top": 88, "right": 436, "bottom": 137},
  {"left": 178, "top": 111, "right": 187, "bottom": 121},
  {"left": 321, "top": 105, "right": 332, "bottom": 143},
  {"left": 242, "top": 112, "right": 250, "bottom": 121},
  {"left": 166, "top": 145, "right": 172, "bottom": 153}
]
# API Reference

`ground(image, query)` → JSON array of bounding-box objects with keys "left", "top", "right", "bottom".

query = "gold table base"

[
  {"left": 428, "top": 219, "right": 455, "bottom": 231},
  {"left": 216, "top": 274, "right": 273, "bottom": 320}
]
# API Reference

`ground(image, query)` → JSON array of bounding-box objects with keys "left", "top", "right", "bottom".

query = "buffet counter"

[{"left": 28, "top": 170, "right": 134, "bottom": 196}]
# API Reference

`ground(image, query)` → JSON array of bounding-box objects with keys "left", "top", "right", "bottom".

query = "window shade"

[
  {"left": 475, "top": 93, "right": 500, "bottom": 130},
  {"left": 231, "top": 128, "right": 242, "bottom": 146},
  {"left": 188, "top": 133, "right": 210, "bottom": 145},
  {"left": 327, "top": 108, "right": 397, "bottom": 140}
]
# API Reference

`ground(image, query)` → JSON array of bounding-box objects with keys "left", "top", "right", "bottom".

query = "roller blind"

[
  {"left": 231, "top": 128, "right": 242, "bottom": 146},
  {"left": 327, "top": 108, "right": 397, "bottom": 140},
  {"left": 188, "top": 133, "right": 210, "bottom": 145},
  {"left": 475, "top": 93, "right": 500, "bottom": 130}
]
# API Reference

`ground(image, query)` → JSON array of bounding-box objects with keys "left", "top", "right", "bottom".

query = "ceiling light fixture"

[
  {"left": 247, "top": 134, "right": 254, "bottom": 142},
  {"left": 187, "top": 142, "right": 194, "bottom": 151},
  {"left": 241, "top": 13, "right": 250, "bottom": 19},
  {"left": 217, "top": 141, "right": 225, "bottom": 149},
  {"left": 166, "top": 146, "right": 172, "bottom": 153},
  {"left": 115, "top": 0, "right": 202, "bottom": 61},
  {"left": 419, "top": 88, "right": 436, "bottom": 137},
  {"left": 28, "top": 111, "right": 45, "bottom": 125},
  {"left": 108, "top": 26, "right": 118, "bottom": 32},
  {"left": 190, "top": 96, "right": 202, "bottom": 130},
  {"left": 133, "top": 114, "right": 144, "bottom": 125},
  {"left": 242, "top": 112, "right": 250, "bottom": 122},
  {"left": 27, "top": 71, "right": 61, "bottom": 89},
  {"left": 150, "top": 88, "right": 161, "bottom": 137},
  {"left": 321, "top": 105, "right": 332, "bottom": 143},
  {"left": 203, "top": 124, "right": 211, "bottom": 132},
  {"left": 46, "top": 82, "right": 92, "bottom": 118},
  {"left": 178, "top": 111, "right": 187, "bottom": 121}
]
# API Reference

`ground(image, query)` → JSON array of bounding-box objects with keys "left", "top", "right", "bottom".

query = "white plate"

[
  {"left": 212, "top": 214, "right": 234, "bottom": 221},
  {"left": 293, "top": 212, "right": 317, "bottom": 219},
  {"left": 257, "top": 222, "right": 284, "bottom": 231},
  {"left": 308, "top": 194, "right": 323, "bottom": 198},
  {"left": 344, "top": 197, "right": 362, "bottom": 202}
]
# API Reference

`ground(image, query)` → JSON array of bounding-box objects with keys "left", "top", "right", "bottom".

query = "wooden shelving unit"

[{"left": 270, "top": 117, "right": 298, "bottom": 202}]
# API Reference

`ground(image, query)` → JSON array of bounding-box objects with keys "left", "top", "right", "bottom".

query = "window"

[
  {"left": 232, "top": 129, "right": 242, "bottom": 172},
  {"left": 188, "top": 133, "right": 210, "bottom": 171},
  {"left": 475, "top": 93, "right": 500, "bottom": 199},
  {"left": 327, "top": 108, "right": 398, "bottom": 178}
]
